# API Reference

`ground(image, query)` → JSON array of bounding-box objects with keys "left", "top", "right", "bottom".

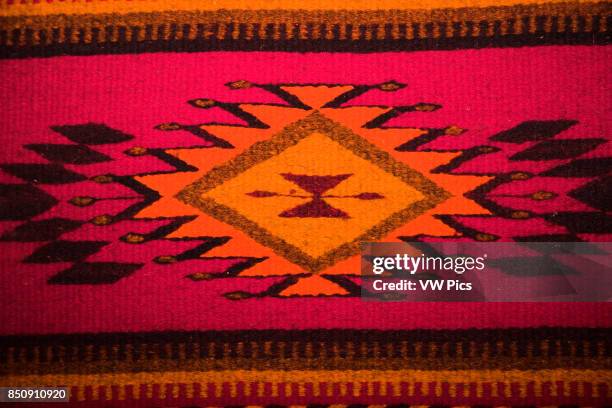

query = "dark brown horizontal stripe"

[
  {"left": 0, "top": 3, "right": 610, "bottom": 58},
  {"left": 3, "top": 354, "right": 611, "bottom": 376},
  {"left": 1, "top": 31, "right": 609, "bottom": 59},
  {"left": 1, "top": 328, "right": 609, "bottom": 365}
]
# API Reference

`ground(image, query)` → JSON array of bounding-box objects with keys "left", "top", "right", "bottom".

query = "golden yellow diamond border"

[{"left": 177, "top": 111, "right": 451, "bottom": 273}]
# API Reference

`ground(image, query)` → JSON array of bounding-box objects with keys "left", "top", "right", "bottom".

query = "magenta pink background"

[{"left": 1, "top": 46, "right": 610, "bottom": 335}]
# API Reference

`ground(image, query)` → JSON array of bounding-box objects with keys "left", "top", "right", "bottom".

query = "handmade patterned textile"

[{"left": 0, "top": 0, "right": 611, "bottom": 406}]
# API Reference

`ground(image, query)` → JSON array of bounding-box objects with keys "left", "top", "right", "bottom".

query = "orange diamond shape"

[{"left": 178, "top": 112, "right": 450, "bottom": 273}]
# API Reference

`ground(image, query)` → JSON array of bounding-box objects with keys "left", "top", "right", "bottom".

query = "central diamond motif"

[{"left": 177, "top": 112, "right": 449, "bottom": 272}]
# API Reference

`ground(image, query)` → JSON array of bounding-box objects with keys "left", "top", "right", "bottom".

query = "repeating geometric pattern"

[
  {"left": 1, "top": 2, "right": 611, "bottom": 407},
  {"left": 0, "top": 81, "right": 609, "bottom": 299},
  {"left": 1, "top": 328, "right": 610, "bottom": 405},
  {"left": 1, "top": 1, "right": 610, "bottom": 58}
]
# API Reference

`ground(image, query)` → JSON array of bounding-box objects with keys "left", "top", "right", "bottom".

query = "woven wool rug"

[{"left": 1, "top": 0, "right": 611, "bottom": 406}]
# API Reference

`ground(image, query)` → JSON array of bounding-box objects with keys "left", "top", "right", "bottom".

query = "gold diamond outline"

[{"left": 177, "top": 111, "right": 451, "bottom": 273}]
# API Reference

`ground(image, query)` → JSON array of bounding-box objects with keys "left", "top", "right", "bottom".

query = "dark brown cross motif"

[{"left": 246, "top": 173, "right": 384, "bottom": 219}]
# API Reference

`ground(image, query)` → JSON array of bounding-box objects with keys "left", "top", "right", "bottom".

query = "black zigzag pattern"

[{"left": 0, "top": 124, "right": 145, "bottom": 284}]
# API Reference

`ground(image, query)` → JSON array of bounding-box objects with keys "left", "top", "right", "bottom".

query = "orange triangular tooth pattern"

[
  {"left": 167, "top": 213, "right": 238, "bottom": 239},
  {"left": 239, "top": 104, "right": 310, "bottom": 128},
  {"left": 237, "top": 257, "right": 304, "bottom": 277},
  {"left": 198, "top": 125, "right": 271, "bottom": 150},
  {"left": 167, "top": 213, "right": 304, "bottom": 276},
  {"left": 320, "top": 106, "right": 390, "bottom": 128},
  {"left": 198, "top": 105, "right": 309, "bottom": 150},
  {"left": 134, "top": 169, "right": 204, "bottom": 219},
  {"left": 390, "top": 214, "right": 459, "bottom": 237},
  {"left": 133, "top": 147, "right": 241, "bottom": 219},
  {"left": 432, "top": 196, "right": 491, "bottom": 216},
  {"left": 320, "top": 107, "right": 429, "bottom": 153},
  {"left": 427, "top": 173, "right": 493, "bottom": 194},
  {"left": 396, "top": 151, "right": 462, "bottom": 173},
  {"left": 358, "top": 128, "right": 429, "bottom": 152},
  {"left": 135, "top": 170, "right": 201, "bottom": 197},
  {"left": 135, "top": 197, "right": 199, "bottom": 219},
  {"left": 279, "top": 274, "right": 349, "bottom": 296},
  {"left": 280, "top": 85, "right": 354, "bottom": 109},
  {"left": 320, "top": 255, "right": 361, "bottom": 276},
  {"left": 166, "top": 148, "right": 239, "bottom": 174}
]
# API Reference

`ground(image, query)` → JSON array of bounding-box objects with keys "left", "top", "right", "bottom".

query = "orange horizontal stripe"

[
  {"left": 2, "top": 369, "right": 609, "bottom": 400},
  {"left": 0, "top": 0, "right": 593, "bottom": 17}
]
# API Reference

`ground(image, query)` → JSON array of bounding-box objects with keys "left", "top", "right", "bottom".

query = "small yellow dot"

[
  {"left": 531, "top": 191, "right": 556, "bottom": 200},
  {"left": 192, "top": 99, "right": 216, "bottom": 108},
  {"left": 155, "top": 255, "right": 177, "bottom": 264},
  {"left": 91, "top": 215, "right": 113, "bottom": 226},
  {"left": 157, "top": 123, "right": 181, "bottom": 131},
  {"left": 510, "top": 172, "right": 531, "bottom": 180},
  {"left": 122, "top": 233, "right": 146, "bottom": 244},
  {"left": 511, "top": 211, "right": 531, "bottom": 219},
  {"left": 91, "top": 175, "right": 113, "bottom": 184},
  {"left": 228, "top": 80, "right": 252, "bottom": 89},
  {"left": 69, "top": 196, "right": 95, "bottom": 207},
  {"left": 444, "top": 126, "right": 465, "bottom": 135},
  {"left": 189, "top": 273, "right": 214, "bottom": 281},
  {"left": 379, "top": 82, "right": 401, "bottom": 91},
  {"left": 224, "top": 291, "right": 251, "bottom": 300},
  {"left": 475, "top": 233, "right": 497, "bottom": 242},
  {"left": 414, "top": 104, "right": 438, "bottom": 112},
  {"left": 125, "top": 146, "right": 148, "bottom": 156}
]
